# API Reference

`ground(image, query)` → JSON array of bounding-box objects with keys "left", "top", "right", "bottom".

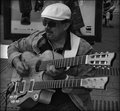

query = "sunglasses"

[{"left": 42, "top": 19, "right": 60, "bottom": 28}]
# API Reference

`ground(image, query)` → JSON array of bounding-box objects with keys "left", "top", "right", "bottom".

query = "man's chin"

[{"left": 47, "top": 33, "right": 53, "bottom": 38}]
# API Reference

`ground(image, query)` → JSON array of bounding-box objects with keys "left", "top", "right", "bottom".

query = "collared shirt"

[
  {"left": 38, "top": 32, "right": 73, "bottom": 106},
  {"left": 37, "top": 32, "right": 71, "bottom": 55},
  {"left": 8, "top": 30, "right": 94, "bottom": 110}
]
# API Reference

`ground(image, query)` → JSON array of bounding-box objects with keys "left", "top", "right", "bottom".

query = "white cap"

[{"left": 41, "top": 3, "right": 71, "bottom": 21}]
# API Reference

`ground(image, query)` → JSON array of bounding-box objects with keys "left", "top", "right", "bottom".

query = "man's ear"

[{"left": 63, "top": 22, "right": 71, "bottom": 31}]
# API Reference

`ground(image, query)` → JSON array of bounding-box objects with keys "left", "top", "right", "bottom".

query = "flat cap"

[{"left": 41, "top": 3, "right": 71, "bottom": 20}]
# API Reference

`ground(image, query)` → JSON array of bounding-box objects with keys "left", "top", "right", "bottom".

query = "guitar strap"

[{"left": 64, "top": 33, "right": 80, "bottom": 69}]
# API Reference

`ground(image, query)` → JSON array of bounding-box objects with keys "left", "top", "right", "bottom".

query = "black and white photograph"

[{"left": 0, "top": 0, "right": 119, "bottom": 111}]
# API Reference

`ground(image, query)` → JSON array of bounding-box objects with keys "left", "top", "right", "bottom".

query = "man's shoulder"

[
  {"left": 80, "top": 38, "right": 91, "bottom": 46},
  {"left": 70, "top": 32, "right": 91, "bottom": 46},
  {"left": 30, "top": 30, "right": 45, "bottom": 38},
  {"left": 28, "top": 30, "right": 46, "bottom": 42},
  {"left": 77, "top": 37, "right": 93, "bottom": 55}
]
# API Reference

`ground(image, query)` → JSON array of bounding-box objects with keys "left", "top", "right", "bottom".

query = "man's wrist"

[
  {"left": 53, "top": 74, "right": 67, "bottom": 80},
  {"left": 12, "top": 56, "right": 21, "bottom": 67}
]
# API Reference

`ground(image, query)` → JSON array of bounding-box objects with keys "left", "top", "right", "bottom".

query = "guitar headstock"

[
  {"left": 81, "top": 77, "right": 108, "bottom": 89},
  {"left": 86, "top": 52, "right": 115, "bottom": 68}
]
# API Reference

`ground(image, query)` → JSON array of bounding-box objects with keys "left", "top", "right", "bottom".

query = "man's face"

[{"left": 42, "top": 18, "right": 66, "bottom": 41}]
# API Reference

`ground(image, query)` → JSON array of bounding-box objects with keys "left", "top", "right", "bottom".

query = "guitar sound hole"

[{"left": 35, "top": 60, "right": 41, "bottom": 72}]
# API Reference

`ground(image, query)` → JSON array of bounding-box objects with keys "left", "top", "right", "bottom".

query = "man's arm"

[
  {"left": 66, "top": 38, "right": 96, "bottom": 77},
  {"left": 7, "top": 30, "right": 41, "bottom": 66}
]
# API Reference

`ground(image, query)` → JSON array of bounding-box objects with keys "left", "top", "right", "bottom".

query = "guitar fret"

[
  {"left": 53, "top": 81, "right": 56, "bottom": 88},
  {"left": 66, "top": 80, "right": 69, "bottom": 87},
  {"left": 49, "top": 81, "right": 51, "bottom": 88},
  {"left": 64, "top": 80, "right": 66, "bottom": 87},
  {"left": 51, "top": 81, "right": 54, "bottom": 88},
  {"left": 52, "top": 60, "right": 56, "bottom": 68},
  {"left": 44, "top": 81, "right": 46, "bottom": 89},
  {"left": 68, "top": 79, "right": 70, "bottom": 87},
  {"left": 71, "top": 80, "right": 74, "bottom": 87},
  {"left": 71, "top": 57, "right": 74, "bottom": 67},
  {"left": 78, "top": 80, "right": 81, "bottom": 87},
  {"left": 55, "top": 80, "right": 57, "bottom": 88},
  {"left": 56, "top": 60, "right": 59, "bottom": 68},
  {"left": 63, "top": 58, "right": 67, "bottom": 67},
  {"left": 33, "top": 77, "right": 107, "bottom": 91},
  {"left": 62, "top": 80, "right": 64, "bottom": 87},
  {"left": 50, "top": 81, "right": 53, "bottom": 88},
  {"left": 73, "top": 57, "right": 75, "bottom": 65},
  {"left": 75, "top": 79, "right": 77, "bottom": 87},
  {"left": 59, "top": 80, "right": 61, "bottom": 88},
  {"left": 58, "top": 59, "right": 61, "bottom": 68},
  {"left": 56, "top": 80, "right": 59, "bottom": 88},
  {"left": 69, "top": 80, "right": 72, "bottom": 87},
  {"left": 76, "top": 57, "right": 78, "bottom": 65},
  {"left": 46, "top": 81, "right": 49, "bottom": 88},
  {"left": 52, "top": 81, "right": 55, "bottom": 88},
  {"left": 66, "top": 58, "right": 69, "bottom": 67},
  {"left": 78, "top": 56, "right": 81, "bottom": 65},
  {"left": 58, "top": 59, "right": 62, "bottom": 68},
  {"left": 68, "top": 58, "right": 71, "bottom": 67},
  {"left": 71, "top": 57, "right": 74, "bottom": 66},
  {"left": 80, "top": 56, "right": 83, "bottom": 64}
]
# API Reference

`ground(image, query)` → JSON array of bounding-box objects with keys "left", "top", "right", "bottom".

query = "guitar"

[
  {"left": 35, "top": 51, "right": 115, "bottom": 71},
  {"left": 9, "top": 75, "right": 108, "bottom": 107},
  {"left": 9, "top": 51, "right": 114, "bottom": 107}
]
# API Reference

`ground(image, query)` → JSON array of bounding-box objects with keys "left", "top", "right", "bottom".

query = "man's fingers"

[{"left": 22, "top": 62, "right": 29, "bottom": 70}]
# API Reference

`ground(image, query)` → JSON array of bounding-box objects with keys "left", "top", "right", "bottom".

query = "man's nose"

[{"left": 45, "top": 24, "right": 50, "bottom": 30}]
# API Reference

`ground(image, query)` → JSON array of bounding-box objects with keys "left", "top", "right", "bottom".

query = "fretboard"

[
  {"left": 37, "top": 55, "right": 86, "bottom": 71},
  {"left": 33, "top": 79, "right": 82, "bottom": 90}
]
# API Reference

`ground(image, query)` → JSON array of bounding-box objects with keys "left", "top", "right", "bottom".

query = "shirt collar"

[
  {"left": 63, "top": 31, "right": 71, "bottom": 50},
  {"left": 43, "top": 31, "right": 71, "bottom": 51}
]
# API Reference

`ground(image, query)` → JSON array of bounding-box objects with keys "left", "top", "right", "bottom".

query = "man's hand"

[
  {"left": 45, "top": 64, "right": 66, "bottom": 79},
  {"left": 13, "top": 56, "right": 29, "bottom": 77}
]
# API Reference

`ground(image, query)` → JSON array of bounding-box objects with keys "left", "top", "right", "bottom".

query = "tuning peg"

[
  {"left": 107, "top": 67, "right": 110, "bottom": 70},
  {"left": 95, "top": 66, "right": 98, "bottom": 69},
  {"left": 103, "top": 66, "right": 107, "bottom": 68},
  {"left": 100, "top": 52, "right": 103, "bottom": 54},
  {"left": 95, "top": 52, "right": 98, "bottom": 54},
  {"left": 95, "top": 66, "right": 100, "bottom": 69},
  {"left": 104, "top": 61, "right": 107, "bottom": 64},
  {"left": 102, "top": 67, "right": 104, "bottom": 69}
]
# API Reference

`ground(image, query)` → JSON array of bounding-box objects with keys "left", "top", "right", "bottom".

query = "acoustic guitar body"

[{"left": 10, "top": 51, "right": 63, "bottom": 107}]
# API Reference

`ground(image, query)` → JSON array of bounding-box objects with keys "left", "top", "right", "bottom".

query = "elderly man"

[{"left": 8, "top": 3, "right": 94, "bottom": 111}]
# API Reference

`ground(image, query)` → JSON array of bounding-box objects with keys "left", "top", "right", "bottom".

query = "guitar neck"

[
  {"left": 38, "top": 56, "right": 86, "bottom": 71},
  {"left": 36, "top": 52, "right": 115, "bottom": 72},
  {"left": 33, "top": 79, "right": 81, "bottom": 90},
  {"left": 15, "top": 77, "right": 108, "bottom": 94},
  {"left": 32, "top": 77, "right": 108, "bottom": 90}
]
